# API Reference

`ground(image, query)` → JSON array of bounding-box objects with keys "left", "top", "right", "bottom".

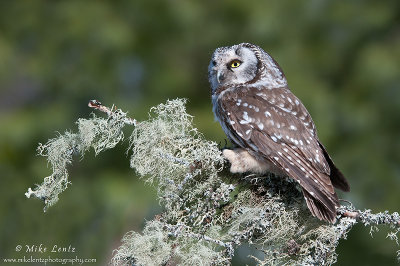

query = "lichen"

[{"left": 27, "top": 98, "right": 400, "bottom": 265}]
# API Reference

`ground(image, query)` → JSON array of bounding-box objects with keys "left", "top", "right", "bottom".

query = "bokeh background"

[{"left": 1, "top": 1, "right": 399, "bottom": 265}]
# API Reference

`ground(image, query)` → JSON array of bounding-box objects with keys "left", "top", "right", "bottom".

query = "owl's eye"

[{"left": 230, "top": 60, "right": 241, "bottom": 68}]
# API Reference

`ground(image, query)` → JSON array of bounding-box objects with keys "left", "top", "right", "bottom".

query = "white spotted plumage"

[{"left": 209, "top": 43, "right": 350, "bottom": 223}]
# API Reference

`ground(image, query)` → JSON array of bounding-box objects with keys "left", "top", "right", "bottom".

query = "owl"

[{"left": 208, "top": 43, "right": 350, "bottom": 223}]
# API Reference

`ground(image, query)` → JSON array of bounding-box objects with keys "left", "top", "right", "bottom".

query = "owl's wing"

[{"left": 217, "top": 85, "right": 339, "bottom": 222}]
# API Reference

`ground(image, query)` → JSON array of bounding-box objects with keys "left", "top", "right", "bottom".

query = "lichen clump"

[{"left": 27, "top": 99, "right": 399, "bottom": 265}]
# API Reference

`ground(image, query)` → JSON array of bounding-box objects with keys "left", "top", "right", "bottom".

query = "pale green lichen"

[
  {"left": 26, "top": 110, "right": 129, "bottom": 211},
  {"left": 28, "top": 98, "right": 400, "bottom": 265}
]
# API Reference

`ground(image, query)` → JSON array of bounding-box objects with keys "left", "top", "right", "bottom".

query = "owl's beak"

[{"left": 217, "top": 70, "right": 225, "bottom": 84}]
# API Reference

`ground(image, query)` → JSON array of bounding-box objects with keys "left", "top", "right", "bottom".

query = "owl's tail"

[
  {"left": 302, "top": 188, "right": 339, "bottom": 223},
  {"left": 319, "top": 143, "right": 350, "bottom": 192}
]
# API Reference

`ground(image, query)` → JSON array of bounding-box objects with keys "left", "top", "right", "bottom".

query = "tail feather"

[
  {"left": 319, "top": 143, "right": 350, "bottom": 192},
  {"left": 303, "top": 189, "right": 338, "bottom": 223}
]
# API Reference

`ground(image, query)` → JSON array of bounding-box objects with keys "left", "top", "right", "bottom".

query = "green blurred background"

[{"left": 0, "top": 1, "right": 399, "bottom": 265}]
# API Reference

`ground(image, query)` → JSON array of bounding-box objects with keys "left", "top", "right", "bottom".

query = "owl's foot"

[{"left": 222, "top": 148, "right": 272, "bottom": 174}]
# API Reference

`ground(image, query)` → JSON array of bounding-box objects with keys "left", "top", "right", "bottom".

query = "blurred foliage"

[{"left": 0, "top": 0, "right": 399, "bottom": 265}]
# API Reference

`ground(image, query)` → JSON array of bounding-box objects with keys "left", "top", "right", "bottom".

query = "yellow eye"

[{"left": 230, "top": 60, "right": 241, "bottom": 68}]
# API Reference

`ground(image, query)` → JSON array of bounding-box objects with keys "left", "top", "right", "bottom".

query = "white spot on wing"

[{"left": 257, "top": 123, "right": 264, "bottom": 130}]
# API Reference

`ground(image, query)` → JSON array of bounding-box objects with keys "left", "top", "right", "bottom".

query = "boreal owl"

[{"left": 208, "top": 43, "right": 350, "bottom": 223}]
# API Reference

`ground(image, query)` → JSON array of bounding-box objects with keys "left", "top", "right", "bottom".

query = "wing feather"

[{"left": 216, "top": 85, "right": 340, "bottom": 222}]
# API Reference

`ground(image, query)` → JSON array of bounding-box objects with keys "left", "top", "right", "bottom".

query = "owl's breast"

[{"left": 212, "top": 88, "right": 250, "bottom": 148}]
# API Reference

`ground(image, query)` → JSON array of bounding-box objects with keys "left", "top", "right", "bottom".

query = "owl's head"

[{"left": 208, "top": 43, "right": 287, "bottom": 93}]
